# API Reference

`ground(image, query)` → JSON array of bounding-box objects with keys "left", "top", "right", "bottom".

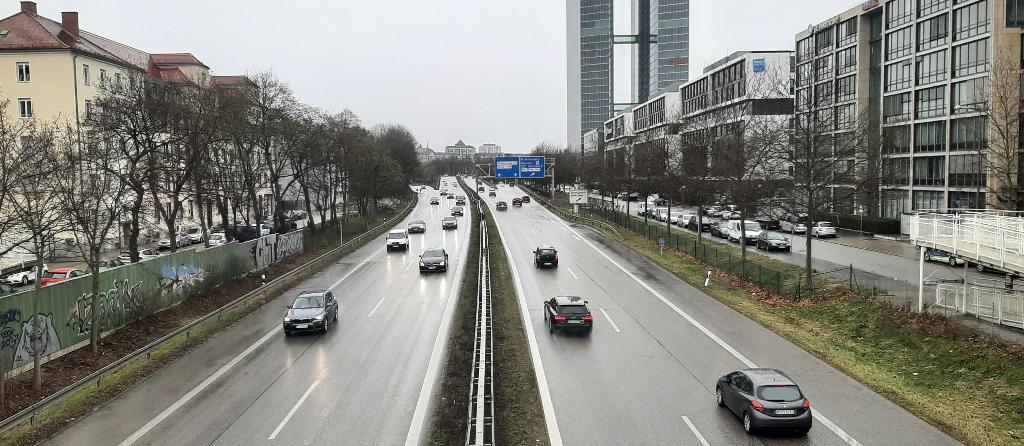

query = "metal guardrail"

[
  {"left": 465, "top": 198, "right": 494, "bottom": 446},
  {"left": 936, "top": 282, "right": 1024, "bottom": 329},
  {"left": 520, "top": 188, "right": 623, "bottom": 239},
  {"left": 0, "top": 196, "right": 418, "bottom": 436}
]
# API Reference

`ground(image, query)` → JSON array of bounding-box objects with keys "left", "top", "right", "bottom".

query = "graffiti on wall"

[
  {"left": 67, "top": 279, "right": 147, "bottom": 337},
  {"left": 12, "top": 314, "right": 61, "bottom": 368},
  {"left": 250, "top": 231, "right": 303, "bottom": 270},
  {"left": 276, "top": 232, "right": 303, "bottom": 260},
  {"left": 159, "top": 264, "right": 205, "bottom": 298}
]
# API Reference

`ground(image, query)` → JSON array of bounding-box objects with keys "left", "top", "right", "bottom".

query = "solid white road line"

[
  {"left": 598, "top": 308, "right": 621, "bottom": 333},
  {"left": 492, "top": 216, "right": 564, "bottom": 446},
  {"left": 404, "top": 260, "right": 414, "bottom": 272},
  {"left": 268, "top": 381, "right": 319, "bottom": 440},
  {"left": 681, "top": 416, "right": 711, "bottom": 446},
  {"left": 535, "top": 201, "right": 863, "bottom": 446},
  {"left": 404, "top": 224, "right": 470, "bottom": 446},
  {"left": 367, "top": 297, "right": 387, "bottom": 318},
  {"left": 118, "top": 326, "right": 281, "bottom": 446},
  {"left": 572, "top": 234, "right": 581, "bottom": 241},
  {"left": 564, "top": 266, "right": 579, "bottom": 280},
  {"left": 328, "top": 248, "right": 385, "bottom": 291}
]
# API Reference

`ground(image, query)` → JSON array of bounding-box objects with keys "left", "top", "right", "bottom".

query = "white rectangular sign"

[{"left": 568, "top": 189, "right": 588, "bottom": 205}]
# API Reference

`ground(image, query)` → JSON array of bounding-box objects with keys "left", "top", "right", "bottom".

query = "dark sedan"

[
  {"left": 521, "top": 195, "right": 531, "bottom": 203},
  {"left": 496, "top": 201, "right": 508, "bottom": 211},
  {"left": 512, "top": 198, "right": 522, "bottom": 207},
  {"left": 430, "top": 197, "right": 440, "bottom": 205},
  {"left": 543, "top": 296, "right": 592, "bottom": 334},
  {"left": 451, "top": 206, "right": 464, "bottom": 216},
  {"left": 419, "top": 248, "right": 449, "bottom": 273},
  {"left": 283, "top": 291, "right": 338, "bottom": 335},
  {"left": 716, "top": 368, "right": 812, "bottom": 435},
  {"left": 711, "top": 222, "right": 730, "bottom": 238},
  {"left": 534, "top": 246, "right": 558, "bottom": 268},
  {"left": 408, "top": 220, "right": 427, "bottom": 233},
  {"left": 442, "top": 216, "right": 458, "bottom": 229},
  {"left": 685, "top": 216, "right": 714, "bottom": 232},
  {"left": 756, "top": 231, "right": 791, "bottom": 252}
]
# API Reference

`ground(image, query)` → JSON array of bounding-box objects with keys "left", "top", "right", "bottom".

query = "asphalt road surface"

[
  {"left": 475, "top": 179, "right": 961, "bottom": 446},
  {"left": 45, "top": 178, "right": 470, "bottom": 446}
]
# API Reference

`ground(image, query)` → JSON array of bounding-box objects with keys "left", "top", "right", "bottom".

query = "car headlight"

[
  {"left": 314, "top": 313, "right": 324, "bottom": 321},
  {"left": 284, "top": 316, "right": 291, "bottom": 322},
  {"left": 420, "top": 261, "right": 426, "bottom": 266},
  {"left": 438, "top": 261, "right": 446, "bottom": 266}
]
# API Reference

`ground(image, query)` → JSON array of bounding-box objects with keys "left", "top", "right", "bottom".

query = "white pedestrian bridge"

[{"left": 909, "top": 210, "right": 1024, "bottom": 276}]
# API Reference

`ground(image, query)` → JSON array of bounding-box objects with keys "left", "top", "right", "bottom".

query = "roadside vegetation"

[{"left": 529, "top": 190, "right": 1024, "bottom": 446}]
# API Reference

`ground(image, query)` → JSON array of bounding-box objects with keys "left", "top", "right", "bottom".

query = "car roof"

[
  {"left": 49, "top": 267, "right": 77, "bottom": 273},
  {"left": 388, "top": 229, "right": 407, "bottom": 234},
  {"left": 552, "top": 295, "right": 586, "bottom": 306},
  {"left": 443, "top": 216, "right": 456, "bottom": 220},
  {"left": 739, "top": 368, "right": 796, "bottom": 386},
  {"left": 297, "top": 290, "right": 328, "bottom": 297},
  {"left": 537, "top": 245, "right": 556, "bottom": 250}
]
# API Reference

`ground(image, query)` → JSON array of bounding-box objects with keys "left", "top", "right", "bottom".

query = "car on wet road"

[
  {"left": 408, "top": 220, "right": 427, "bottom": 233},
  {"left": 496, "top": 201, "right": 508, "bottom": 211},
  {"left": 543, "top": 296, "right": 592, "bottom": 334},
  {"left": 419, "top": 248, "right": 449, "bottom": 273},
  {"left": 716, "top": 368, "right": 811, "bottom": 435},
  {"left": 534, "top": 246, "right": 558, "bottom": 268},
  {"left": 451, "top": 206, "right": 464, "bottom": 216},
  {"left": 512, "top": 198, "right": 522, "bottom": 207},
  {"left": 283, "top": 290, "right": 338, "bottom": 335},
  {"left": 386, "top": 229, "right": 410, "bottom": 251},
  {"left": 442, "top": 216, "right": 458, "bottom": 230}
]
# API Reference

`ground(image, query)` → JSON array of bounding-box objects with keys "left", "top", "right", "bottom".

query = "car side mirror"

[
  {"left": 285, "top": 305, "right": 292, "bottom": 309},
  {"left": 720, "top": 376, "right": 729, "bottom": 384}
]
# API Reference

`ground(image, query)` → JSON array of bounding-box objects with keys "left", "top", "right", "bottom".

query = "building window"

[
  {"left": 835, "top": 75, "right": 856, "bottom": 102},
  {"left": 887, "top": 0, "right": 915, "bottom": 28},
  {"left": 816, "top": 27, "right": 834, "bottom": 54},
  {"left": 913, "top": 157, "right": 946, "bottom": 186},
  {"left": 797, "top": 63, "right": 813, "bottom": 87},
  {"left": 836, "top": 103, "right": 856, "bottom": 129},
  {"left": 797, "top": 37, "right": 814, "bottom": 63},
  {"left": 949, "top": 191, "right": 985, "bottom": 209},
  {"left": 916, "top": 50, "right": 948, "bottom": 85},
  {"left": 796, "top": 88, "right": 812, "bottom": 110},
  {"left": 114, "top": 72, "right": 122, "bottom": 88},
  {"left": 1009, "top": 0, "right": 1024, "bottom": 27},
  {"left": 918, "top": 13, "right": 949, "bottom": 51},
  {"left": 884, "top": 125, "right": 912, "bottom": 154},
  {"left": 82, "top": 64, "right": 90, "bottom": 86},
  {"left": 99, "top": 69, "right": 107, "bottom": 87},
  {"left": 836, "top": 47, "right": 857, "bottom": 75},
  {"left": 814, "top": 82, "right": 834, "bottom": 107},
  {"left": 882, "top": 157, "right": 912, "bottom": 185},
  {"left": 951, "top": 116, "right": 987, "bottom": 150},
  {"left": 84, "top": 100, "right": 93, "bottom": 119},
  {"left": 885, "top": 60, "right": 913, "bottom": 91},
  {"left": 953, "top": 38, "right": 989, "bottom": 77},
  {"left": 951, "top": 76, "right": 988, "bottom": 112},
  {"left": 913, "top": 190, "right": 945, "bottom": 210},
  {"left": 815, "top": 56, "right": 832, "bottom": 82},
  {"left": 886, "top": 26, "right": 913, "bottom": 60},
  {"left": 884, "top": 189, "right": 912, "bottom": 218},
  {"left": 919, "top": 0, "right": 949, "bottom": 17},
  {"left": 916, "top": 86, "right": 946, "bottom": 118},
  {"left": 837, "top": 18, "right": 857, "bottom": 47},
  {"left": 16, "top": 62, "right": 29, "bottom": 82},
  {"left": 954, "top": 0, "right": 990, "bottom": 40},
  {"left": 18, "top": 98, "right": 32, "bottom": 118},
  {"left": 884, "top": 93, "right": 912, "bottom": 123},
  {"left": 948, "top": 153, "right": 985, "bottom": 186},
  {"left": 915, "top": 121, "right": 947, "bottom": 152}
]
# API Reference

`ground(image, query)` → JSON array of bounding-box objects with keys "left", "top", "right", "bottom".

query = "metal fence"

[{"left": 935, "top": 283, "right": 1024, "bottom": 329}]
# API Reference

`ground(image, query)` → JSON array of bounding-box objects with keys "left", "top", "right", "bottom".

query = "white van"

[{"left": 727, "top": 220, "right": 763, "bottom": 245}]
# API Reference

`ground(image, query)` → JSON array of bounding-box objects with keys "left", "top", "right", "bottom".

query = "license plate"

[
  {"left": 295, "top": 324, "right": 308, "bottom": 329},
  {"left": 544, "top": 262, "right": 552, "bottom": 265},
  {"left": 567, "top": 320, "right": 582, "bottom": 324},
  {"left": 775, "top": 409, "right": 796, "bottom": 415}
]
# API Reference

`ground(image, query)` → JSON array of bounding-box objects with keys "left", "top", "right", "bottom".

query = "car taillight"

[
  {"left": 582, "top": 315, "right": 592, "bottom": 321},
  {"left": 536, "top": 255, "right": 541, "bottom": 260},
  {"left": 803, "top": 399, "right": 811, "bottom": 410},
  {"left": 553, "top": 315, "right": 567, "bottom": 322},
  {"left": 751, "top": 400, "right": 765, "bottom": 413},
  {"left": 555, "top": 254, "right": 559, "bottom": 261}
]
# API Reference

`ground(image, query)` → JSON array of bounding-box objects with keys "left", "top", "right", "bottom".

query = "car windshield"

[
  {"left": 767, "top": 233, "right": 786, "bottom": 240},
  {"left": 538, "top": 249, "right": 556, "bottom": 255},
  {"left": 757, "top": 385, "right": 802, "bottom": 402},
  {"left": 43, "top": 272, "right": 67, "bottom": 279},
  {"left": 210, "top": 234, "right": 224, "bottom": 240},
  {"left": 187, "top": 228, "right": 200, "bottom": 234},
  {"left": 411, "top": 221, "right": 425, "bottom": 225},
  {"left": 291, "top": 295, "right": 324, "bottom": 309},
  {"left": 423, "top": 249, "right": 445, "bottom": 257},
  {"left": 388, "top": 232, "right": 406, "bottom": 239},
  {"left": 558, "top": 305, "right": 589, "bottom": 315},
  {"left": 744, "top": 222, "right": 761, "bottom": 231},
  {"left": 817, "top": 222, "right": 833, "bottom": 227}
]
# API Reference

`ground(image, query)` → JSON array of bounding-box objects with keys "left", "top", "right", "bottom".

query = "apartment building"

[
  {"left": 796, "top": 0, "right": 1024, "bottom": 217},
  {"left": 444, "top": 139, "right": 476, "bottom": 159}
]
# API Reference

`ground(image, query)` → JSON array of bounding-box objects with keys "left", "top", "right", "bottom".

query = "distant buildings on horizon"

[{"left": 416, "top": 140, "right": 504, "bottom": 163}]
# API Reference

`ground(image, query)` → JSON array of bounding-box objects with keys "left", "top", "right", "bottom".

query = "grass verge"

[
  {"left": 0, "top": 199, "right": 416, "bottom": 446},
  {"left": 581, "top": 213, "right": 1024, "bottom": 446}
]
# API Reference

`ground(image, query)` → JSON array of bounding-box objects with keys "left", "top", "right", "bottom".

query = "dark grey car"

[
  {"left": 419, "top": 248, "right": 449, "bottom": 273},
  {"left": 283, "top": 291, "right": 338, "bottom": 335},
  {"left": 716, "top": 368, "right": 812, "bottom": 435}
]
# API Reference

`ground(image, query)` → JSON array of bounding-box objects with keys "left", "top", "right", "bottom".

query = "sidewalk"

[{"left": 823, "top": 229, "right": 921, "bottom": 261}]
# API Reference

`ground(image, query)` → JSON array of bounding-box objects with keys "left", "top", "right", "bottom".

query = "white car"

[
  {"left": 810, "top": 222, "right": 837, "bottom": 238},
  {"left": 185, "top": 227, "right": 204, "bottom": 244},
  {"left": 780, "top": 219, "right": 807, "bottom": 234},
  {"left": 727, "top": 220, "right": 763, "bottom": 245},
  {"left": 118, "top": 249, "right": 162, "bottom": 263},
  {"left": 208, "top": 232, "right": 229, "bottom": 246},
  {"left": 3, "top": 267, "right": 39, "bottom": 286},
  {"left": 158, "top": 234, "right": 190, "bottom": 249},
  {"left": 669, "top": 212, "right": 692, "bottom": 225},
  {"left": 386, "top": 229, "right": 410, "bottom": 251}
]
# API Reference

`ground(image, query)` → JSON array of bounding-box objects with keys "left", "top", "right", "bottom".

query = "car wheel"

[
  {"left": 924, "top": 253, "right": 932, "bottom": 262},
  {"left": 322, "top": 318, "right": 329, "bottom": 334},
  {"left": 977, "top": 263, "right": 986, "bottom": 273},
  {"left": 716, "top": 387, "right": 724, "bottom": 407},
  {"left": 20, "top": 276, "right": 28, "bottom": 286},
  {"left": 743, "top": 412, "right": 754, "bottom": 434},
  {"left": 284, "top": 330, "right": 291, "bottom": 337},
  {"left": 334, "top": 309, "right": 339, "bottom": 322},
  {"left": 948, "top": 257, "right": 956, "bottom": 266}
]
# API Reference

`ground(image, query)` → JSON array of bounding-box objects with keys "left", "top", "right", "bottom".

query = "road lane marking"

[
  {"left": 118, "top": 326, "right": 281, "bottom": 446},
  {"left": 572, "top": 234, "right": 581, "bottom": 241},
  {"left": 268, "top": 380, "right": 319, "bottom": 439},
  {"left": 537, "top": 204, "right": 864, "bottom": 446},
  {"left": 367, "top": 297, "right": 387, "bottom": 318},
  {"left": 491, "top": 214, "right": 564, "bottom": 446},
  {"left": 599, "top": 308, "right": 621, "bottom": 333},
  {"left": 565, "top": 266, "right": 579, "bottom": 280},
  {"left": 681, "top": 416, "right": 710, "bottom": 446},
  {"left": 328, "top": 248, "right": 384, "bottom": 291},
  {"left": 404, "top": 260, "right": 414, "bottom": 271}
]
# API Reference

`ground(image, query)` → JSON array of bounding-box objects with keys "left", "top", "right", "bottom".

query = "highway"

[
  {"left": 44, "top": 178, "right": 470, "bottom": 446},
  {"left": 472, "top": 179, "right": 961, "bottom": 446}
]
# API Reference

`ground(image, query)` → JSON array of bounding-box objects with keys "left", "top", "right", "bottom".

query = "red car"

[
  {"left": 521, "top": 195, "right": 531, "bottom": 203},
  {"left": 40, "top": 268, "right": 86, "bottom": 287}
]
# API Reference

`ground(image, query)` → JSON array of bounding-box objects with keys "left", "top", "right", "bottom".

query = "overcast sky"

[{"left": 21, "top": 1, "right": 851, "bottom": 154}]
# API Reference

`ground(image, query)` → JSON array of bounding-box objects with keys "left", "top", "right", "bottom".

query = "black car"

[
  {"left": 451, "top": 206, "right": 464, "bottom": 216},
  {"left": 717, "top": 368, "right": 812, "bottom": 435},
  {"left": 456, "top": 199, "right": 466, "bottom": 206},
  {"left": 685, "top": 216, "right": 714, "bottom": 232},
  {"left": 488, "top": 191, "right": 496, "bottom": 197},
  {"left": 543, "top": 296, "right": 592, "bottom": 334},
  {"left": 430, "top": 197, "right": 440, "bottom": 205},
  {"left": 756, "top": 231, "right": 791, "bottom": 252},
  {"left": 496, "top": 201, "right": 508, "bottom": 211},
  {"left": 283, "top": 291, "right": 338, "bottom": 335},
  {"left": 419, "top": 248, "right": 449, "bottom": 273},
  {"left": 711, "top": 222, "right": 730, "bottom": 238},
  {"left": 408, "top": 220, "right": 427, "bottom": 233},
  {"left": 534, "top": 246, "right": 558, "bottom": 268},
  {"left": 447, "top": 194, "right": 455, "bottom": 200},
  {"left": 512, "top": 198, "right": 522, "bottom": 207},
  {"left": 442, "top": 216, "right": 458, "bottom": 229}
]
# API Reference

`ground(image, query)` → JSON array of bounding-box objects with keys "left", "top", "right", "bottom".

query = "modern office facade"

[
  {"left": 796, "top": 0, "right": 1024, "bottom": 218},
  {"left": 567, "top": 0, "right": 689, "bottom": 150}
]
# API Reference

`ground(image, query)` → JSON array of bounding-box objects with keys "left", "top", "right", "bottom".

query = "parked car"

[
  {"left": 543, "top": 296, "right": 593, "bottom": 334},
  {"left": 716, "top": 368, "right": 812, "bottom": 435},
  {"left": 419, "top": 247, "right": 449, "bottom": 273},
  {"left": 727, "top": 220, "right": 763, "bottom": 245},
  {"left": 924, "top": 250, "right": 966, "bottom": 266},
  {"left": 118, "top": 249, "right": 162, "bottom": 263},
  {"left": 283, "top": 290, "right": 338, "bottom": 335},
  {"left": 534, "top": 246, "right": 559, "bottom": 268},
  {"left": 779, "top": 214, "right": 808, "bottom": 234},
  {"left": 756, "top": 232, "right": 792, "bottom": 252},
  {"left": 705, "top": 206, "right": 722, "bottom": 217},
  {"left": 208, "top": 232, "right": 229, "bottom": 247},
  {"left": 685, "top": 216, "right": 714, "bottom": 232},
  {"left": 158, "top": 233, "right": 191, "bottom": 250},
  {"left": 185, "top": 227, "right": 204, "bottom": 244},
  {"left": 809, "top": 222, "right": 837, "bottom": 238},
  {"left": 496, "top": 201, "right": 508, "bottom": 211},
  {"left": 711, "top": 221, "right": 731, "bottom": 238},
  {"left": 40, "top": 268, "right": 86, "bottom": 287},
  {"left": 2, "top": 267, "right": 39, "bottom": 286},
  {"left": 669, "top": 212, "right": 692, "bottom": 226},
  {"left": 754, "top": 216, "right": 778, "bottom": 230},
  {"left": 98, "top": 258, "right": 127, "bottom": 271}
]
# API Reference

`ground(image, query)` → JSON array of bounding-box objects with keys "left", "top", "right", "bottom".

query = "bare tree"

[
  {"left": 0, "top": 99, "right": 39, "bottom": 259},
  {"left": 977, "top": 53, "right": 1022, "bottom": 210}
]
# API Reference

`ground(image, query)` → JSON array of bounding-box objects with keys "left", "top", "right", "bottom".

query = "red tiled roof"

[
  {"left": 151, "top": 52, "right": 208, "bottom": 68},
  {"left": 0, "top": 9, "right": 149, "bottom": 72},
  {"left": 155, "top": 67, "right": 189, "bottom": 84},
  {"left": 211, "top": 75, "right": 251, "bottom": 86}
]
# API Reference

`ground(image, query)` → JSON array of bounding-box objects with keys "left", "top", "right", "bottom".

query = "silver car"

[{"left": 809, "top": 222, "right": 837, "bottom": 238}]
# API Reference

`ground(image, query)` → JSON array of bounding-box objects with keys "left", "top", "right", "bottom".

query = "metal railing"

[
  {"left": 935, "top": 282, "right": 1024, "bottom": 329},
  {"left": 465, "top": 198, "right": 494, "bottom": 446},
  {"left": 0, "top": 196, "right": 418, "bottom": 436},
  {"left": 520, "top": 188, "right": 622, "bottom": 239},
  {"left": 910, "top": 211, "right": 1024, "bottom": 275}
]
